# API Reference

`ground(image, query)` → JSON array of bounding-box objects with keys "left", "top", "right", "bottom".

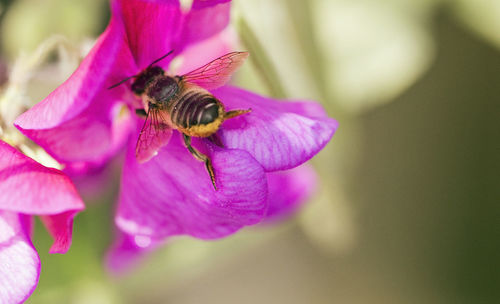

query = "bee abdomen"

[{"left": 171, "top": 92, "right": 220, "bottom": 128}]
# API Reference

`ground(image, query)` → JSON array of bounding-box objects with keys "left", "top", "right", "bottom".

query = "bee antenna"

[
  {"left": 148, "top": 49, "right": 175, "bottom": 68},
  {"left": 107, "top": 75, "right": 137, "bottom": 90}
]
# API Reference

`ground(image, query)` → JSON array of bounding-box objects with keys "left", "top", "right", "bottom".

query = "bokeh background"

[{"left": 0, "top": 0, "right": 499, "bottom": 303}]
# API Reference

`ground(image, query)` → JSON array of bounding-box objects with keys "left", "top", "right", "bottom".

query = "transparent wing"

[
  {"left": 181, "top": 52, "right": 249, "bottom": 90},
  {"left": 135, "top": 105, "right": 173, "bottom": 163}
]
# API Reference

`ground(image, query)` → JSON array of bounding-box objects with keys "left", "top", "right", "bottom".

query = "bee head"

[{"left": 131, "top": 66, "right": 164, "bottom": 95}]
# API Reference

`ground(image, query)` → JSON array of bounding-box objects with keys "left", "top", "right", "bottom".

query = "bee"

[{"left": 109, "top": 51, "right": 251, "bottom": 189}]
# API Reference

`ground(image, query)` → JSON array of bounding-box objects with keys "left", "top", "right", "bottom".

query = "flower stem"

[
  {"left": 284, "top": 0, "right": 330, "bottom": 103},
  {"left": 236, "top": 17, "right": 288, "bottom": 99}
]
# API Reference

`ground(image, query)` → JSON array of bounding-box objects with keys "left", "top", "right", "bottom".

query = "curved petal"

[
  {"left": 116, "top": 0, "right": 232, "bottom": 69},
  {"left": 40, "top": 211, "right": 79, "bottom": 254},
  {"left": 212, "top": 86, "right": 338, "bottom": 171},
  {"left": 175, "top": 27, "right": 237, "bottom": 75},
  {"left": 180, "top": 0, "right": 231, "bottom": 46},
  {"left": 15, "top": 16, "right": 134, "bottom": 130},
  {"left": 19, "top": 97, "right": 133, "bottom": 166},
  {"left": 116, "top": 0, "right": 183, "bottom": 69},
  {"left": 0, "top": 212, "right": 40, "bottom": 304},
  {"left": 191, "top": 0, "right": 231, "bottom": 10},
  {"left": 15, "top": 0, "right": 233, "bottom": 165},
  {"left": 265, "top": 164, "right": 317, "bottom": 220},
  {"left": 0, "top": 141, "right": 85, "bottom": 253},
  {"left": 15, "top": 13, "right": 136, "bottom": 165},
  {"left": 116, "top": 131, "right": 267, "bottom": 241},
  {"left": 105, "top": 231, "right": 152, "bottom": 274},
  {"left": 0, "top": 141, "right": 84, "bottom": 215}
]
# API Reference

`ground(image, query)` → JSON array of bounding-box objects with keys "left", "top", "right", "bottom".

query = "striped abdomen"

[{"left": 169, "top": 90, "right": 222, "bottom": 133}]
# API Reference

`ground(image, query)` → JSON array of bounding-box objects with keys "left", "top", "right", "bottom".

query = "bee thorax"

[{"left": 146, "top": 76, "right": 179, "bottom": 104}]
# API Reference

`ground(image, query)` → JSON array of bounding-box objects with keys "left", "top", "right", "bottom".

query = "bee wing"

[
  {"left": 135, "top": 105, "right": 173, "bottom": 163},
  {"left": 181, "top": 52, "right": 248, "bottom": 90}
]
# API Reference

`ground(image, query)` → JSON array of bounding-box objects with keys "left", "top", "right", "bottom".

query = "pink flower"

[
  {"left": 14, "top": 0, "right": 337, "bottom": 257},
  {"left": 107, "top": 163, "right": 318, "bottom": 272},
  {"left": 0, "top": 140, "right": 84, "bottom": 303}
]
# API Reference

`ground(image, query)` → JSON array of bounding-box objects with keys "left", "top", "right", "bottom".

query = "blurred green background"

[{"left": 0, "top": 0, "right": 498, "bottom": 303}]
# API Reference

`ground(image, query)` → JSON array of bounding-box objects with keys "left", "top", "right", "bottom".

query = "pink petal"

[
  {"left": 15, "top": 16, "right": 134, "bottom": 130},
  {"left": 69, "top": 155, "right": 123, "bottom": 199},
  {"left": 18, "top": 98, "right": 133, "bottom": 166},
  {"left": 116, "top": 0, "right": 183, "bottom": 69},
  {"left": 115, "top": 0, "right": 232, "bottom": 69},
  {"left": 0, "top": 212, "right": 40, "bottom": 304},
  {"left": 0, "top": 141, "right": 84, "bottom": 215},
  {"left": 180, "top": 0, "right": 231, "bottom": 46},
  {"left": 191, "top": 0, "right": 231, "bottom": 10},
  {"left": 0, "top": 141, "right": 84, "bottom": 254},
  {"left": 116, "top": 131, "right": 267, "bottom": 241},
  {"left": 212, "top": 86, "right": 338, "bottom": 171},
  {"left": 15, "top": 14, "right": 135, "bottom": 165},
  {"left": 105, "top": 231, "right": 153, "bottom": 274},
  {"left": 14, "top": 0, "right": 233, "bottom": 166},
  {"left": 265, "top": 164, "right": 317, "bottom": 220},
  {"left": 40, "top": 211, "right": 79, "bottom": 254},
  {"left": 175, "top": 27, "right": 236, "bottom": 75}
]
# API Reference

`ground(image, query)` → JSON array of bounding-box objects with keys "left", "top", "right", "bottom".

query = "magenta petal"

[
  {"left": 18, "top": 98, "right": 133, "bottom": 166},
  {"left": 0, "top": 212, "right": 40, "bottom": 304},
  {"left": 40, "top": 211, "right": 79, "bottom": 254},
  {"left": 105, "top": 231, "right": 152, "bottom": 274},
  {"left": 116, "top": 132, "right": 267, "bottom": 241},
  {"left": 15, "top": 16, "right": 134, "bottom": 130},
  {"left": 0, "top": 141, "right": 84, "bottom": 215},
  {"left": 212, "top": 86, "right": 338, "bottom": 171},
  {"left": 180, "top": 1, "right": 231, "bottom": 46},
  {"left": 265, "top": 164, "right": 317, "bottom": 220},
  {"left": 0, "top": 141, "right": 84, "bottom": 254},
  {"left": 15, "top": 15, "right": 135, "bottom": 164},
  {"left": 191, "top": 0, "right": 231, "bottom": 10},
  {"left": 116, "top": 0, "right": 182, "bottom": 68},
  {"left": 176, "top": 27, "right": 236, "bottom": 75}
]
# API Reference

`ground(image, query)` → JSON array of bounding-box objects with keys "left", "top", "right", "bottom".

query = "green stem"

[{"left": 236, "top": 17, "right": 288, "bottom": 99}]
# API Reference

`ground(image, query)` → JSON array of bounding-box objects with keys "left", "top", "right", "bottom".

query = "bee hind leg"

[
  {"left": 183, "top": 134, "right": 217, "bottom": 190},
  {"left": 224, "top": 108, "right": 251, "bottom": 120},
  {"left": 208, "top": 133, "right": 224, "bottom": 147}
]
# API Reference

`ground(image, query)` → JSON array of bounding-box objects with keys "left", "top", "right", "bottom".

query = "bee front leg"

[
  {"left": 135, "top": 108, "right": 147, "bottom": 118},
  {"left": 183, "top": 134, "right": 217, "bottom": 190}
]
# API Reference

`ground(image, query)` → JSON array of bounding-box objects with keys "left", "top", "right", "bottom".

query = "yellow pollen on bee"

[{"left": 181, "top": 119, "right": 223, "bottom": 137}]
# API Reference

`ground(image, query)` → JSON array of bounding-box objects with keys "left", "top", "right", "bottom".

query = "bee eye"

[
  {"left": 131, "top": 77, "right": 147, "bottom": 94},
  {"left": 148, "top": 66, "right": 164, "bottom": 76},
  {"left": 131, "top": 66, "right": 165, "bottom": 95}
]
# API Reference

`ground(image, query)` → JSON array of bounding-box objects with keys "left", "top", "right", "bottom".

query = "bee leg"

[
  {"left": 224, "top": 108, "right": 252, "bottom": 120},
  {"left": 135, "top": 108, "right": 147, "bottom": 118},
  {"left": 208, "top": 133, "right": 224, "bottom": 148},
  {"left": 183, "top": 134, "right": 217, "bottom": 190}
]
